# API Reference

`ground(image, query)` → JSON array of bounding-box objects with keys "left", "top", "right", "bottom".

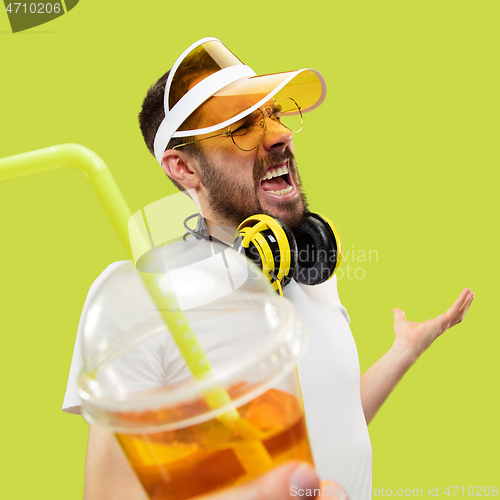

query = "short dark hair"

[
  {"left": 138, "top": 70, "right": 194, "bottom": 191},
  {"left": 138, "top": 49, "right": 223, "bottom": 191}
]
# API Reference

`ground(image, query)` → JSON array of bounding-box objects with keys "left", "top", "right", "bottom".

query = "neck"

[{"left": 205, "top": 218, "right": 237, "bottom": 245}]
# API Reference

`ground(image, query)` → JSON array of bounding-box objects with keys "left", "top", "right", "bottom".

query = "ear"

[{"left": 161, "top": 149, "right": 201, "bottom": 189}]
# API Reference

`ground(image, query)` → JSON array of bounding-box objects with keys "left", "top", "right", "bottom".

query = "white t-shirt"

[{"left": 63, "top": 262, "right": 372, "bottom": 500}]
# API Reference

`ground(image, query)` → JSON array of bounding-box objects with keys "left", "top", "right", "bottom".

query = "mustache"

[{"left": 253, "top": 149, "right": 296, "bottom": 185}]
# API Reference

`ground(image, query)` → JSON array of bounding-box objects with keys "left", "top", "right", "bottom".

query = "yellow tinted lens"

[
  {"left": 229, "top": 108, "right": 265, "bottom": 151},
  {"left": 274, "top": 98, "right": 303, "bottom": 133}
]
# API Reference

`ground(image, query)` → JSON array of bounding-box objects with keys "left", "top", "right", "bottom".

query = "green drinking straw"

[{"left": 0, "top": 143, "right": 272, "bottom": 473}]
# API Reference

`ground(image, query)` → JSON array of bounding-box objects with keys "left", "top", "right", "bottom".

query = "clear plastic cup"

[{"left": 78, "top": 241, "right": 312, "bottom": 500}]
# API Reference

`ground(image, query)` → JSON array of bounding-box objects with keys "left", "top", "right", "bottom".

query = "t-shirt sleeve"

[{"left": 61, "top": 261, "right": 127, "bottom": 414}]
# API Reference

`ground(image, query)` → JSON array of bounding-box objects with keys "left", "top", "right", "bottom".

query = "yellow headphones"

[{"left": 233, "top": 213, "right": 342, "bottom": 296}]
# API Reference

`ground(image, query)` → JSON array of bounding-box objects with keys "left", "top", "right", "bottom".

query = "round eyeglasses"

[{"left": 172, "top": 97, "right": 303, "bottom": 152}]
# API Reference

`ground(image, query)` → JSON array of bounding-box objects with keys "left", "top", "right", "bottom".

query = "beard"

[{"left": 198, "top": 148, "right": 310, "bottom": 230}]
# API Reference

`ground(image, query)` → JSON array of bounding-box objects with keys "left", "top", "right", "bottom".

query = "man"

[{"left": 63, "top": 38, "right": 473, "bottom": 499}]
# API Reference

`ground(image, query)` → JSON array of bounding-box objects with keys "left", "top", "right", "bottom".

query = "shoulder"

[
  {"left": 78, "top": 260, "right": 132, "bottom": 324},
  {"left": 86, "top": 260, "right": 129, "bottom": 295},
  {"left": 96, "top": 260, "right": 129, "bottom": 280},
  {"left": 286, "top": 276, "right": 351, "bottom": 324},
  {"left": 286, "top": 274, "right": 340, "bottom": 304}
]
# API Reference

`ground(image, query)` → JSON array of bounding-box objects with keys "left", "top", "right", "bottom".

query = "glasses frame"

[{"left": 171, "top": 97, "right": 303, "bottom": 152}]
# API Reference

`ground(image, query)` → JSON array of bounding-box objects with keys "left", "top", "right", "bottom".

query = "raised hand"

[{"left": 392, "top": 288, "right": 474, "bottom": 361}]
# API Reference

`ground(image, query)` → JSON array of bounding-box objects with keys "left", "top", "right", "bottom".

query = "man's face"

[{"left": 192, "top": 94, "right": 310, "bottom": 230}]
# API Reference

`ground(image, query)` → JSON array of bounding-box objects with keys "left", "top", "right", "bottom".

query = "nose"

[{"left": 261, "top": 118, "right": 294, "bottom": 153}]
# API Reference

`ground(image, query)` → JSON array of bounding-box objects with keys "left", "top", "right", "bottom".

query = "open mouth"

[{"left": 259, "top": 159, "right": 295, "bottom": 197}]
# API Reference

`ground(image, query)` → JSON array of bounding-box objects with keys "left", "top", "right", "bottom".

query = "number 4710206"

[
  {"left": 444, "top": 486, "right": 498, "bottom": 496},
  {"left": 5, "top": 3, "right": 62, "bottom": 14}
]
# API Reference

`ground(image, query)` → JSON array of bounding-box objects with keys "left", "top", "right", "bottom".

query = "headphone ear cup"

[
  {"left": 293, "top": 213, "right": 341, "bottom": 285},
  {"left": 233, "top": 215, "right": 297, "bottom": 291}
]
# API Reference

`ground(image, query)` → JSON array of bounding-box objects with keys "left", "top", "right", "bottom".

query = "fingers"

[
  {"left": 320, "top": 480, "right": 349, "bottom": 498},
  {"left": 450, "top": 289, "right": 474, "bottom": 327},
  {"left": 192, "top": 461, "right": 320, "bottom": 500},
  {"left": 438, "top": 288, "right": 474, "bottom": 329},
  {"left": 392, "top": 309, "right": 406, "bottom": 324},
  {"left": 463, "top": 291, "right": 475, "bottom": 315},
  {"left": 446, "top": 288, "right": 471, "bottom": 319}
]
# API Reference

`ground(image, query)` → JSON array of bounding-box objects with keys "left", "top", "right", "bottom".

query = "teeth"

[
  {"left": 262, "top": 163, "right": 289, "bottom": 181},
  {"left": 267, "top": 185, "right": 293, "bottom": 196}
]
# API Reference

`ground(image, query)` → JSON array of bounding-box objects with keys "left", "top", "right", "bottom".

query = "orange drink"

[{"left": 115, "top": 388, "right": 313, "bottom": 500}]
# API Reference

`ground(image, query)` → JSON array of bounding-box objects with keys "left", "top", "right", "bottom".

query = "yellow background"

[{"left": 0, "top": 1, "right": 498, "bottom": 498}]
